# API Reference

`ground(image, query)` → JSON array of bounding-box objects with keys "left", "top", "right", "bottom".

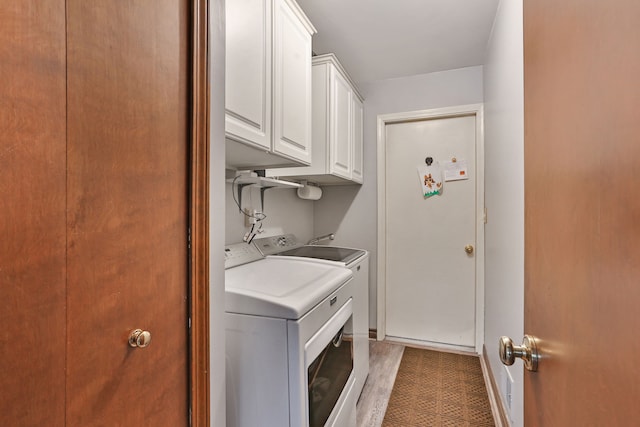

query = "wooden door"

[
  {"left": 0, "top": 2, "right": 67, "bottom": 426},
  {"left": 524, "top": 0, "right": 640, "bottom": 423},
  {"left": 384, "top": 111, "right": 479, "bottom": 349},
  {"left": 1, "top": 1, "right": 196, "bottom": 425},
  {"left": 65, "top": 1, "right": 190, "bottom": 424}
]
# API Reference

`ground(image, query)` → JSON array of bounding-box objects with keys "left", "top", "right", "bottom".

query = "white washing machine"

[
  {"left": 253, "top": 234, "right": 370, "bottom": 400},
  {"left": 224, "top": 242, "right": 358, "bottom": 427}
]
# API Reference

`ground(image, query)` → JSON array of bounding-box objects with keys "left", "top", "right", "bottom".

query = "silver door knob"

[
  {"left": 499, "top": 335, "right": 539, "bottom": 371},
  {"left": 128, "top": 329, "right": 152, "bottom": 348}
]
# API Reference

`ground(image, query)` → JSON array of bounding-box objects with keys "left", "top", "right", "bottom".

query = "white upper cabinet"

[
  {"left": 272, "top": 0, "right": 314, "bottom": 164},
  {"left": 225, "top": 0, "right": 315, "bottom": 169},
  {"left": 225, "top": 0, "right": 271, "bottom": 151},
  {"left": 267, "top": 54, "right": 364, "bottom": 185},
  {"left": 329, "top": 67, "right": 353, "bottom": 180}
]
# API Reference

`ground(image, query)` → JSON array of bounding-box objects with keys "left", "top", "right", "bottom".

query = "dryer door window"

[{"left": 308, "top": 323, "right": 353, "bottom": 427}]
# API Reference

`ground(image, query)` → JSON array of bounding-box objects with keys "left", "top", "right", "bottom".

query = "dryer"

[{"left": 224, "top": 242, "right": 358, "bottom": 427}]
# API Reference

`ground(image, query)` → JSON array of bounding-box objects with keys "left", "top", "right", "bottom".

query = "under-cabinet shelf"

[{"left": 226, "top": 175, "right": 302, "bottom": 189}]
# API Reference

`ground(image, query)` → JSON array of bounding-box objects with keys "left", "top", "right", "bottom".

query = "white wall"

[
  {"left": 483, "top": 0, "right": 524, "bottom": 425},
  {"left": 225, "top": 182, "right": 315, "bottom": 244},
  {"left": 210, "top": 0, "right": 226, "bottom": 425},
  {"left": 315, "top": 66, "right": 484, "bottom": 330}
]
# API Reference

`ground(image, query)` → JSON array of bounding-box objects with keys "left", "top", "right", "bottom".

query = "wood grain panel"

[
  {"left": 0, "top": 2, "right": 67, "bottom": 426},
  {"left": 190, "top": 0, "right": 211, "bottom": 425},
  {"left": 356, "top": 341, "right": 404, "bottom": 427},
  {"left": 524, "top": 0, "right": 640, "bottom": 424},
  {"left": 65, "top": 1, "right": 190, "bottom": 425}
]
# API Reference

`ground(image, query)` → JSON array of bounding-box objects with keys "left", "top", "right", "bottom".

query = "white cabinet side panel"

[{"left": 351, "top": 95, "right": 364, "bottom": 183}]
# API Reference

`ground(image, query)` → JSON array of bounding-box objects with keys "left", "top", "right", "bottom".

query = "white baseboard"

[
  {"left": 384, "top": 335, "right": 477, "bottom": 355},
  {"left": 480, "top": 345, "right": 510, "bottom": 427}
]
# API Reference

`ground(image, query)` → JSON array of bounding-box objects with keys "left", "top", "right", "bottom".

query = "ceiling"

[{"left": 296, "top": 0, "right": 501, "bottom": 87}]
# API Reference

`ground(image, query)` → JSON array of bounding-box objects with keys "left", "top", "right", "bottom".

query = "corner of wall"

[
  {"left": 482, "top": 0, "right": 524, "bottom": 425},
  {"left": 210, "top": 0, "right": 226, "bottom": 425}
]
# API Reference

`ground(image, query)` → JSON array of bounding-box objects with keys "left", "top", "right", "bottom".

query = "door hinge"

[
  {"left": 188, "top": 317, "right": 191, "bottom": 329},
  {"left": 187, "top": 227, "right": 192, "bottom": 249},
  {"left": 483, "top": 207, "right": 488, "bottom": 224}
]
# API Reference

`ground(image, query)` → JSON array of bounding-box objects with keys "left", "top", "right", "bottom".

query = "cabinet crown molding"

[
  {"left": 312, "top": 53, "right": 363, "bottom": 101},
  {"left": 283, "top": 0, "right": 316, "bottom": 35}
]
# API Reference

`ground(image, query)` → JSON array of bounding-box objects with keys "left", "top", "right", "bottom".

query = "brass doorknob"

[
  {"left": 128, "top": 329, "right": 152, "bottom": 348},
  {"left": 464, "top": 244, "right": 474, "bottom": 254},
  {"left": 499, "top": 335, "right": 539, "bottom": 371}
]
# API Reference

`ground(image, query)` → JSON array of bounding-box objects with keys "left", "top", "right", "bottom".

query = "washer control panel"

[
  {"left": 224, "top": 242, "right": 263, "bottom": 269},
  {"left": 253, "top": 234, "right": 302, "bottom": 255}
]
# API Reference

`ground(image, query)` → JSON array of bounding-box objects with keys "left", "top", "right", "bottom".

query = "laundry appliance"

[
  {"left": 253, "top": 234, "right": 370, "bottom": 399},
  {"left": 224, "top": 242, "right": 357, "bottom": 427}
]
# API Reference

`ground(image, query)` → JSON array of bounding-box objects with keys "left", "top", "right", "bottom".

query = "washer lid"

[
  {"left": 225, "top": 258, "right": 352, "bottom": 319},
  {"left": 278, "top": 246, "right": 366, "bottom": 265}
]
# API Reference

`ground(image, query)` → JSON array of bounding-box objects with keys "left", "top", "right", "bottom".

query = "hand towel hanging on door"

[{"left": 417, "top": 157, "right": 443, "bottom": 198}]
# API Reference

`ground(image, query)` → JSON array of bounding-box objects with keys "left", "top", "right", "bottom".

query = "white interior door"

[{"left": 383, "top": 110, "right": 481, "bottom": 349}]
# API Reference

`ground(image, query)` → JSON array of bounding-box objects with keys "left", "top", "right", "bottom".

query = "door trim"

[
  {"left": 376, "top": 104, "right": 485, "bottom": 353},
  {"left": 190, "top": 0, "right": 210, "bottom": 426}
]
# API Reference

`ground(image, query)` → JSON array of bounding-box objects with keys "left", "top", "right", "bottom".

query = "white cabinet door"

[
  {"left": 225, "top": 0, "right": 271, "bottom": 150},
  {"left": 329, "top": 67, "right": 352, "bottom": 179},
  {"left": 351, "top": 95, "right": 364, "bottom": 184},
  {"left": 272, "top": 0, "right": 312, "bottom": 164}
]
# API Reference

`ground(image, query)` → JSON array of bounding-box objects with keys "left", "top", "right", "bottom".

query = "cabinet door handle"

[{"left": 128, "top": 329, "right": 152, "bottom": 348}]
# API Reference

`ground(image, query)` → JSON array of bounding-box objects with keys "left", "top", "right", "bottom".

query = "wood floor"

[{"left": 356, "top": 340, "right": 405, "bottom": 427}]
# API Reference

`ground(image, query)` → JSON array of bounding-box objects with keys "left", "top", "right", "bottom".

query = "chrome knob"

[
  {"left": 128, "top": 329, "right": 152, "bottom": 348},
  {"left": 464, "top": 244, "right": 474, "bottom": 254},
  {"left": 499, "top": 335, "right": 539, "bottom": 371}
]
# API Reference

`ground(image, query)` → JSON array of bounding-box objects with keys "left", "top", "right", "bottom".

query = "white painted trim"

[
  {"left": 474, "top": 105, "right": 486, "bottom": 354},
  {"left": 312, "top": 54, "right": 364, "bottom": 101},
  {"left": 282, "top": 0, "right": 316, "bottom": 35},
  {"left": 376, "top": 114, "right": 387, "bottom": 340},
  {"left": 385, "top": 336, "right": 477, "bottom": 356},
  {"left": 376, "top": 103, "right": 486, "bottom": 354},
  {"left": 481, "top": 345, "right": 510, "bottom": 427}
]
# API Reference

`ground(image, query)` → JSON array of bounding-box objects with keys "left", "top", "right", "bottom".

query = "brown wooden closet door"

[
  {"left": 65, "top": 1, "right": 190, "bottom": 425},
  {"left": 0, "top": 2, "right": 67, "bottom": 426}
]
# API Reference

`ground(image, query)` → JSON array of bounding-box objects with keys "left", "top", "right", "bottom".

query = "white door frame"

[{"left": 376, "top": 103, "right": 485, "bottom": 354}]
